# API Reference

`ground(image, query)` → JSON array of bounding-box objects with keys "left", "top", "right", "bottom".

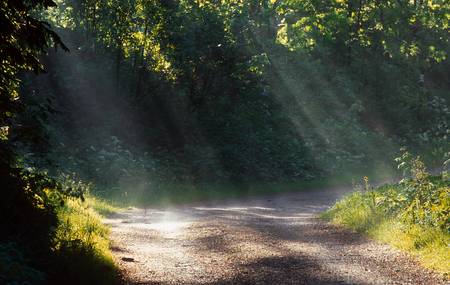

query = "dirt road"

[{"left": 105, "top": 187, "right": 445, "bottom": 285}]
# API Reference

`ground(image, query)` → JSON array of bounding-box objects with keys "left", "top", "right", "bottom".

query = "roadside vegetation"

[
  {"left": 323, "top": 149, "right": 450, "bottom": 276},
  {"left": 0, "top": 171, "right": 120, "bottom": 285},
  {"left": 51, "top": 195, "right": 120, "bottom": 284}
]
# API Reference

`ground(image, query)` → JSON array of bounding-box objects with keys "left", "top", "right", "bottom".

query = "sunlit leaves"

[
  {"left": 0, "top": 126, "right": 9, "bottom": 141},
  {"left": 248, "top": 53, "right": 269, "bottom": 75},
  {"left": 1, "top": 0, "right": 67, "bottom": 134},
  {"left": 275, "top": 0, "right": 449, "bottom": 66}
]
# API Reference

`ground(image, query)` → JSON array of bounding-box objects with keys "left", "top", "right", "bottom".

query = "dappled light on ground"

[{"left": 105, "top": 188, "right": 444, "bottom": 285}]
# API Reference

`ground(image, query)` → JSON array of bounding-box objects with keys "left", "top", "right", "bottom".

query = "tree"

[{"left": 0, "top": 0, "right": 67, "bottom": 252}]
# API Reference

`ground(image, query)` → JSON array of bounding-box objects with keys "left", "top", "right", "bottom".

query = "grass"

[
  {"left": 371, "top": 221, "right": 450, "bottom": 274},
  {"left": 50, "top": 196, "right": 121, "bottom": 285},
  {"left": 322, "top": 184, "right": 450, "bottom": 278},
  {"left": 83, "top": 194, "right": 122, "bottom": 216}
]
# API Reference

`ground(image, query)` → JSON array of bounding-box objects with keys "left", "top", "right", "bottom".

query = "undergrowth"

[
  {"left": 84, "top": 195, "right": 121, "bottom": 216},
  {"left": 50, "top": 197, "right": 120, "bottom": 285},
  {"left": 0, "top": 172, "right": 121, "bottom": 285},
  {"left": 323, "top": 149, "right": 450, "bottom": 277}
]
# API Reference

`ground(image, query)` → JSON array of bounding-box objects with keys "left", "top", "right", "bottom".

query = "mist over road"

[{"left": 105, "top": 188, "right": 444, "bottom": 285}]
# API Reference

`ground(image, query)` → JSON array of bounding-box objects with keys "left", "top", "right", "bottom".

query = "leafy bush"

[{"left": 390, "top": 149, "right": 449, "bottom": 230}]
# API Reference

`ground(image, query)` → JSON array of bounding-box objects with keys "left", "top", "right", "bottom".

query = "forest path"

[{"left": 105, "top": 187, "right": 444, "bottom": 285}]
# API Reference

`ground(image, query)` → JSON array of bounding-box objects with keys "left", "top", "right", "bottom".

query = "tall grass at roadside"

[
  {"left": 83, "top": 194, "right": 122, "bottom": 216},
  {"left": 0, "top": 171, "right": 122, "bottom": 285},
  {"left": 323, "top": 149, "right": 450, "bottom": 277},
  {"left": 50, "top": 196, "right": 121, "bottom": 285},
  {"left": 322, "top": 187, "right": 449, "bottom": 275}
]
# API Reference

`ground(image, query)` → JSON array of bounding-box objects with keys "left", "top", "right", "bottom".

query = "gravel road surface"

[{"left": 105, "top": 187, "right": 445, "bottom": 285}]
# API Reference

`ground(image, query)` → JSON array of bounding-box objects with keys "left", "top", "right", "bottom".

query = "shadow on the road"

[
  {"left": 126, "top": 254, "right": 353, "bottom": 285},
  {"left": 193, "top": 233, "right": 235, "bottom": 254},
  {"left": 217, "top": 255, "right": 354, "bottom": 285},
  {"left": 188, "top": 206, "right": 369, "bottom": 248}
]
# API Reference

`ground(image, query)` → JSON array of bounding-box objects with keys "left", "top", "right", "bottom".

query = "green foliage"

[
  {"left": 83, "top": 195, "right": 121, "bottom": 216},
  {"left": 386, "top": 148, "right": 449, "bottom": 229},
  {"left": 324, "top": 151, "right": 450, "bottom": 274},
  {"left": 1, "top": 0, "right": 120, "bottom": 284},
  {"left": 18, "top": 0, "right": 448, "bottom": 190},
  {"left": 322, "top": 190, "right": 381, "bottom": 232},
  {"left": 0, "top": 0, "right": 62, "bottom": 82},
  {"left": 0, "top": 0, "right": 70, "bottom": 266},
  {"left": 50, "top": 197, "right": 119, "bottom": 285},
  {"left": 0, "top": 0, "right": 67, "bottom": 132},
  {"left": 373, "top": 221, "right": 449, "bottom": 275},
  {"left": 273, "top": 0, "right": 450, "bottom": 168},
  {"left": 0, "top": 167, "right": 120, "bottom": 284}
]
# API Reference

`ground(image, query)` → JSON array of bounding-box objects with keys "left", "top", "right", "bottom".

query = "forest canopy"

[{"left": 18, "top": 0, "right": 448, "bottom": 186}]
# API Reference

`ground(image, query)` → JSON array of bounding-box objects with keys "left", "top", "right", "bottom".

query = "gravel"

[{"left": 105, "top": 187, "right": 446, "bottom": 285}]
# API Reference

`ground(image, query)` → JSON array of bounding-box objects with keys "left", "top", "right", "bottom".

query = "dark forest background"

[{"left": 18, "top": 0, "right": 450, "bottom": 188}]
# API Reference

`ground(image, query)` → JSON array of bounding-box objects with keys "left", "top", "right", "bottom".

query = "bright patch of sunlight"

[
  {"left": 194, "top": 206, "right": 309, "bottom": 220},
  {"left": 146, "top": 221, "right": 190, "bottom": 234},
  {"left": 250, "top": 206, "right": 276, "bottom": 211},
  {"left": 193, "top": 206, "right": 275, "bottom": 212},
  {"left": 134, "top": 211, "right": 191, "bottom": 238},
  {"left": 194, "top": 207, "right": 249, "bottom": 211}
]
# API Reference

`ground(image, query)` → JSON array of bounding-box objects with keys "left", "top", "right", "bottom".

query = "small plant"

[
  {"left": 393, "top": 149, "right": 449, "bottom": 230},
  {"left": 57, "top": 173, "right": 91, "bottom": 201},
  {"left": 395, "top": 147, "right": 414, "bottom": 182}
]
